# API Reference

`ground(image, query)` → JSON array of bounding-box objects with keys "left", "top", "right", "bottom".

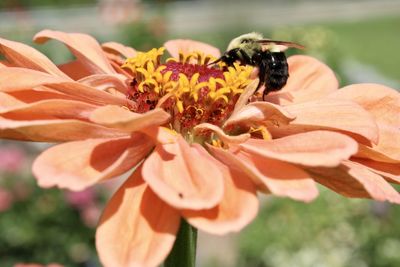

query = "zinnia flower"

[{"left": 1, "top": 30, "right": 399, "bottom": 267}]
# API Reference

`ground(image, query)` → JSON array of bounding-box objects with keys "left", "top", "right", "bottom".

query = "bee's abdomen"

[{"left": 266, "top": 52, "right": 289, "bottom": 91}]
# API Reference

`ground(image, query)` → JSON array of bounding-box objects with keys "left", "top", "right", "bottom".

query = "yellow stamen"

[{"left": 250, "top": 126, "right": 272, "bottom": 140}]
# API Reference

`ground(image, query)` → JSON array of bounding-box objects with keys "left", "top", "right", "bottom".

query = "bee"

[{"left": 210, "top": 32, "right": 304, "bottom": 100}]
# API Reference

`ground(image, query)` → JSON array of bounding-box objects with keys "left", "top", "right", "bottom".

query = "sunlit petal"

[
  {"left": 143, "top": 136, "right": 224, "bottom": 210},
  {"left": 225, "top": 101, "right": 295, "bottom": 128},
  {"left": 0, "top": 37, "right": 70, "bottom": 78},
  {"left": 34, "top": 30, "right": 115, "bottom": 74},
  {"left": 240, "top": 131, "right": 358, "bottom": 167},
  {"left": 182, "top": 144, "right": 258, "bottom": 235},
  {"left": 96, "top": 169, "right": 180, "bottom": 267},
  {"left": 0, "top": 117, "right": 127, "bottom": 142},
  {"left": 209, "top": 145, "right": 319, "bottom": 202},
  {"left": 102, "top": 41, "right": 137, "bottom": 58},
  {"left": 32, "top": 134, "right": 152, "bottom": 191},
  {"left": 272, "top": 98, "right": 379, "bottom": 145},
  {"left": 329, "top": 84, "right": 400, "bottom": 161},
  {"left": 309, "top": 161, "right": 400, "bottom": 204}
]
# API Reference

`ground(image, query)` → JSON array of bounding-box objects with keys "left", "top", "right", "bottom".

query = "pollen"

[{"left": 123, "top": 47, "right": 253, "bottom": 135}]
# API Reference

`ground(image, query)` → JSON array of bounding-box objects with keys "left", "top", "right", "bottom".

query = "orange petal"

[
  {"left": 272, "top": 98, "right": 379, "bottom": 145},
  {"left": 77, "top": 74, "right": 128, "bottom": 94},
  {"left": 0, "top": 92, "right": 25, "bottom": 110},
  {"left": 330, "top": 84, "right": 400, "bottom": 161},
  {"left": 194, "top": 123, "right": 250, "bottom": 145},
  {"left": 32, "top": 134, "right": 152, "bottom": 190},
  {"left": 1, "top": 89, "right": 78, "bottom": 108},
  {"left": 140, "top": 126, "right": 179, "bottom": 145},
  {"left": 0, "top": 99, "right": 97, "bottom": 120},
  {"left": 209, "top": 145, "right": 319, "bottom": 202},
  {"left": 142, "top": 136, "right": 224, "bottom": 210},
  {"left": 240, "top": 131, "right": 358, "bottom": 167},
  {"left": 0, "top": 118, "right": 127, "bottom": 142},
  {"left": 225, "top": 101, "right": 295, "bottom": 128},
  {"left": 359, "top": 148, "right": 394, "bottom": 162},
  {"left": 265, "top": 55, "right": 338, "bottom": 105},
  {"left": 164, "top": 39, "right": 221, "bottom": 59},
  {"left": 96, "top": 169, "right": 180, "bottom": 267},
  {"left": 102, "top": 41, "right": 137, "bottom": 58},
  {"left": 230, "top": 79, "right": 259, "bottom": 114},
  {"left": 309, "top": 161, "right": 400, "bottom": 204},
  {"left": 58, "top": 60, "right": 93, "bottom": 80},
  {"left": 352, "top": 158, "right": 400, "bottom": 184},
  {"left": 90, "top": 105, "right": 170, "bottom": 132},
  {"left": 34, "top": 30, "right": 115, "bottom": 74},
  {"left": 182, "top": 144, "right": 258, "bottom": 235},
  {"left": 0, "top": 68, "right": 128, "bottom": 106},
  {"left": 0, "top": 37, "right": 70, "bottom": 78},
  {"left": 0, "top": 67, "right": 68, "bottom": 91}
]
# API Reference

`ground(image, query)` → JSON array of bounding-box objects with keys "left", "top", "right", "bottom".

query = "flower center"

[{"left": 123, "top": 48, "right": 253, "bottom": 136}]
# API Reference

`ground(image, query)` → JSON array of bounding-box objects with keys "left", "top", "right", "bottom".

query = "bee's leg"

[{"left": 258, "top": 57, "right": 268, "bottom": 101}]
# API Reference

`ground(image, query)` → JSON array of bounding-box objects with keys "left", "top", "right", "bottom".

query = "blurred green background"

[{"left": 0, "top": 0, "right": 400, "bottom": 266}]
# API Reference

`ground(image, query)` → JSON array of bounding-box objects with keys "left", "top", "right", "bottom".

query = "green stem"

[{"left": 164, "top": 219, "right": 198, "bottom": 267}]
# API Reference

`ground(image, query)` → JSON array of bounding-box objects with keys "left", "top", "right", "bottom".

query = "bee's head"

[{"left": 227, "top": 32, "right": 263, "bottom": 51}]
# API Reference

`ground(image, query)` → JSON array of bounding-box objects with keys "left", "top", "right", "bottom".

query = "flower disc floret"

[{"left": 123, "top": 48, "right": 253, "bottom": 136}]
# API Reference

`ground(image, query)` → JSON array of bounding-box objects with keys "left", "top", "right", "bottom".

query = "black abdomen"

[{"left": 265, "top": 52, "right": 288, "bottom": 92}]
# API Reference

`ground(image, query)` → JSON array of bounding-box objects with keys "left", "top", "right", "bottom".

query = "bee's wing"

[{"left": 256, "top": 39, "right": 305, "bottom": 51}]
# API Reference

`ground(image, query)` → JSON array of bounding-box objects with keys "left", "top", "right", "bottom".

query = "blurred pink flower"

[
  {"left": 0, "top": 145, "right": 27, "bottom": 173},
  {"left": 65, "top": 188, "right": 95, "bottom": 209},
  {"left": 81, "top": 204, "right": 102, "bottom": 227},
  {"left": 0, "top": 187, "right": 13, "bottom": 212}
]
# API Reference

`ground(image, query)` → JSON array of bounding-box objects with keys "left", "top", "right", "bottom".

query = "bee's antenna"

[{"left": 207, "top": 57, "right": 223, "bottom": 66}]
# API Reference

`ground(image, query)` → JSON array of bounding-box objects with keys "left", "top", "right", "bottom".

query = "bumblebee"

[{"left": 210, "top": 32, "right": 304, "bottom": 100}]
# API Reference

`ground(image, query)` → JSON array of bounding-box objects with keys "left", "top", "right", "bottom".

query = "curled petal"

[
  {"left": 0, "top": 68, "right": 128, "bottom": 106},
  {"left": 32, "top": 134, "right": 152, "bottom": 191},
  {"left": 77, "top": 74, "right": 128, "bottom": 94},
  {"left": 142, "top": 136, "right": 224, "bottom": 210},
  {"left": 90, "top": 105, "right": 170, "bottom": 132},
  {"left": 231, "top": 79, "right": 259, "bottom": 114},
  {"left": 102, "top": 41, "right": 137, "bottom": 58},
  {"left": 272, "top": 98, "right": 379, "bottom": 145},
  {"left": 96, "top": 170, "right": 180, "bottom": 267},
  {"left": 34, "top": 30, "right": 115, "bottom": 74},
  {"left": 194, "top": 123, "right": 250, "bottom": 145},
  {"left": 225, "top": 101, "right": 295, "bottom": 128},
  {"left": 209, "top": 145, "right": 319, "bottom": 202},
  {"left": 182, "top": 144, "right": 258, "bottom": 235},
  {"left": 309, "top": 161, "right": 400, "bottom": 204},
  {"left": 164, "top": 39, "right": 221, "bottom": 59},
  {"left": 0, "top": 37, "right": 70, "bottom": 78},
  {"left": 0, "top": 118, "right": 127, "bottom": 142},
  {"left": 330, "top": 84, "right": 400, "bottom": 161},
  {"left": 265, "top": 55, "right": 338, "bottom": 105},
  {"left": 240, "top": 131, "right": 358, "bottom": 167}
]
